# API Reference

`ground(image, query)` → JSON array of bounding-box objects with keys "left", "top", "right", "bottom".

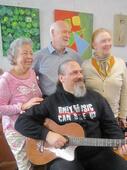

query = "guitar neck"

[{"left": 69, "top": 137, "right": 126, "bottom": 147}]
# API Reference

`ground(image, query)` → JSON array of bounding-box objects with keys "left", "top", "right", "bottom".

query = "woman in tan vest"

[{"left": 82, "top": 28, "right": 127, "bottom": 130}]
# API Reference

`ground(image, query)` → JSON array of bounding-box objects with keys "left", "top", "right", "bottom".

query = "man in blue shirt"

[{"left": 33, "top": 20, "right": 82, "bottom": 97}]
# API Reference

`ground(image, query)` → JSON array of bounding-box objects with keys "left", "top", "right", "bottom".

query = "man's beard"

[{"left": 73, "top": 80, "right": 86, "bottom": 97}]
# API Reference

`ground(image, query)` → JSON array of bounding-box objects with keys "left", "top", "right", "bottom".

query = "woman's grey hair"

[{"left": 8, "top": 37, "right": 33, "bottom": 65}]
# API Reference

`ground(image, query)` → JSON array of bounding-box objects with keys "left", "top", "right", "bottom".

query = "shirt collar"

[{"left": 48, "top": 42, "right": 68, "bottom": 54}]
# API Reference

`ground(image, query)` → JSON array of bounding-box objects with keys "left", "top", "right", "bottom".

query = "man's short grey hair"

[
  {"left": 58, "top": 59, "right": 76, "bottom": 75},
  {"left": 8, "top": 37, "right": 33, "bottom": 65},
  {"left": 49, "top": 20, "right": 66, "bottom": 39}
]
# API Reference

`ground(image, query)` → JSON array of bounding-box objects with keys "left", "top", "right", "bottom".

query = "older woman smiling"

[{"left": 0, "top": 38, "right": 43, "bottom": 170}]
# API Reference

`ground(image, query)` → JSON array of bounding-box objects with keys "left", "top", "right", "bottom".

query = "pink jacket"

[{"left": 0, "top": 69, "right": 42, "bottom": 132}]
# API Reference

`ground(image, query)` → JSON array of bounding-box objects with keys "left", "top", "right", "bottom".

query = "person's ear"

[
  {"left": 58, "top": 75, "right": 64, "bottom": 84},
  {"left": 11, "top": 55, "right": 17, "bottom": 65},
  {"left": 51, "top": 29, "right": 55, "bottom": 37},
  {"left": 92, "top": 42, "right": 96, "bottom": 49}
]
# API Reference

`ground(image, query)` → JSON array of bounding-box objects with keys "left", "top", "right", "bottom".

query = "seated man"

[{"left": 15, "top": 60, "right": 127, "bottom": 170}]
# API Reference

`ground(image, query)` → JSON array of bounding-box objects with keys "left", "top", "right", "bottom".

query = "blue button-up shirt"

[{"left": 33, "top": 42, "right": 82, "bottom": 96}]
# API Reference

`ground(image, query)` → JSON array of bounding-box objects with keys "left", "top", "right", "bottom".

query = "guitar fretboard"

[{"left": 69, "top": 137, "right": 126, "bottom": 147}]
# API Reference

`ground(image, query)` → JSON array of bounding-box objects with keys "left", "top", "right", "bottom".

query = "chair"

[{"left": 0, "top": 118, "right": 17, "bottom": 170}]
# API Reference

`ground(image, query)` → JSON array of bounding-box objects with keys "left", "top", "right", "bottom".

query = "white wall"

[{"left": 0, "top": 0, "right": 127, "bottom": 71}]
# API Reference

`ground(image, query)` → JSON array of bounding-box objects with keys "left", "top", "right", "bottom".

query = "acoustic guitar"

[{"left": 26, "top": 118, "right": 127, "bottom": 165}]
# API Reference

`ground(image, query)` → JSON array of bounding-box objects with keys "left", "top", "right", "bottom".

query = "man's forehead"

[{"left": 65, "top": 62, "right": 82, "bottom": 72}]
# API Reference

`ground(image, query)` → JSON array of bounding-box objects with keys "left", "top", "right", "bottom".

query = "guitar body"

[
  {"left": 114, "top": 149, "right": 127, "bottom": 160},
  {"left": 26, "top": 119, "right": 127, "bottom": 165},
  {"left": 26, "top": 119, "right": 84, "bottom": 165}
]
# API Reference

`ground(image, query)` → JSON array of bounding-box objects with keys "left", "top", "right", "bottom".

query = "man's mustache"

[{"left": 75, "top": 78, "right": 84, "bottom": 83}]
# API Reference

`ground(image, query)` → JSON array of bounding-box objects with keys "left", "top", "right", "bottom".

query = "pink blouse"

[{"left": 0, "top": 69, "right": 42, "bottom": 132}]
